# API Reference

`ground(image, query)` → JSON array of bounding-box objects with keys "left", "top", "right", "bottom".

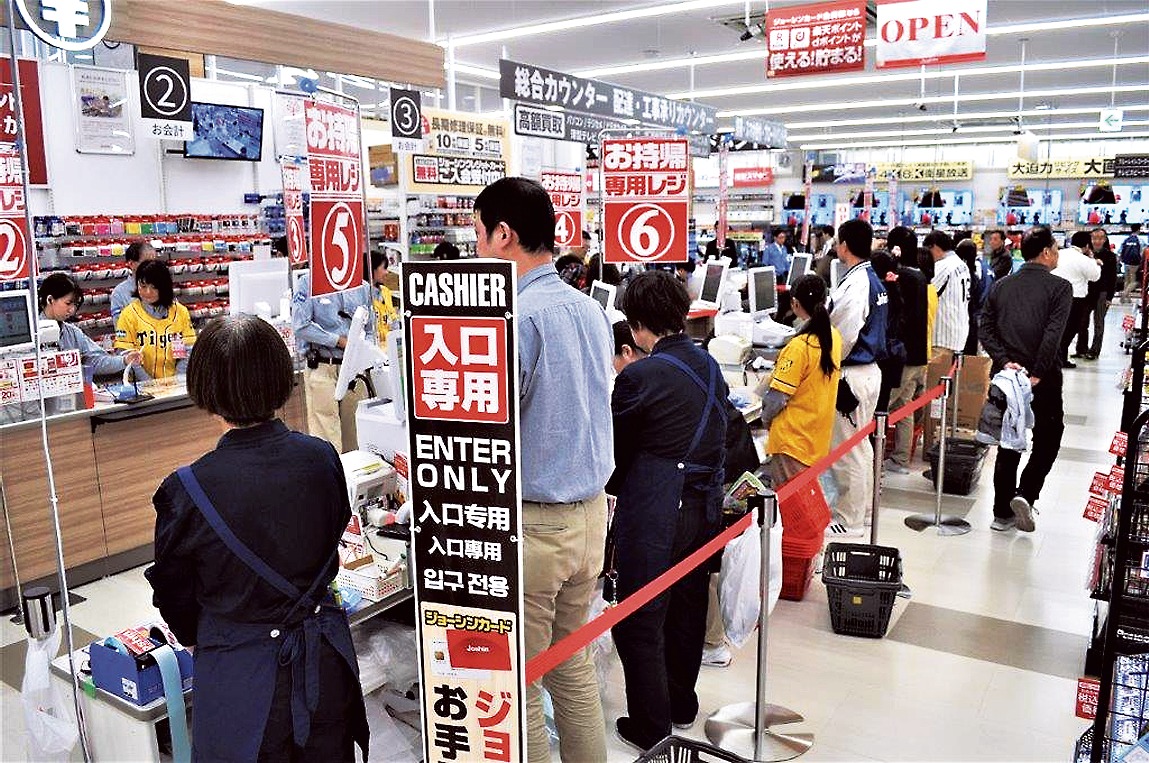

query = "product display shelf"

[
  {"left": 405, "top": 193, "right": 478, "bottom": 260},
  {"left": 1088, "top": 402, "right": 1149, "bottom": 761}
]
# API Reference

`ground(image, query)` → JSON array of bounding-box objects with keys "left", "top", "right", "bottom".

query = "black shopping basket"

[
  {"left": 822, "top": 543, "right": 903, "bottom": 638},
  {"left": 634, "top": 736, "right": 748, "bottom": 763}
]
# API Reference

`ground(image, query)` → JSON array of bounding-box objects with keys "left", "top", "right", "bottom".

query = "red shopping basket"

[{"left": 778, "top": 477, "right": 831, "bottom": 538}]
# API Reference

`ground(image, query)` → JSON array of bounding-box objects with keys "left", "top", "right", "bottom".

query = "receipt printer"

[
  {"left": 341, "top": 450, "right": 398, "bottom": 526},
  {"left": 89, "top": 623, "right": 193, "bottom": 705},
  {"left": 709, "top": 335, "right": 752, "bottom": 388}
]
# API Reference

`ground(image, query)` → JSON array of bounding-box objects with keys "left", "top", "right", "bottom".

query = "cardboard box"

[{"left": 923, "top": 353, "right": 991, "bottom": 453}]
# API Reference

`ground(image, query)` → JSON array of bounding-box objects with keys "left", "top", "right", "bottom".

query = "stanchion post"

[
  {"left": 870, "top": 412, "right": 888, "bottom": 546},
  {"left": 754, "top": 492, "right": 773, "bottom": 762},
  {"left": 950, "top": 352, "right": 964, "bottom": 438},
  {"left": 903, "top": 377, "right": 972, "bottom": 536}
]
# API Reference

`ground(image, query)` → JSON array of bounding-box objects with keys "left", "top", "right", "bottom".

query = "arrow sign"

[{"left": 1100, "top": 108, "right": 1123, "bottom": 133}]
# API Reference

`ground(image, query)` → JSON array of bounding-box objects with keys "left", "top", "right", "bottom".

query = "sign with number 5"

[
  {"left": 602, "top": 137, "right": 689, "bottom": 264},
  {"left": 0, "top": 145, "right": 31, "bottom": 282},
  {"left": 305, "top": 100, "right": 366, "bottom": 297}
]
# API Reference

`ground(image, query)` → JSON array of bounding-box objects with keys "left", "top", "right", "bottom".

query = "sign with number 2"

[
  {"left": 0, "top": 145, "right": 31, "bottom": 282},
  {"left": 305, "top": 100, "right": 365, "bottom": 297},
  {"left": 601, "top": 137, "right": 689, "bottom": 264}
]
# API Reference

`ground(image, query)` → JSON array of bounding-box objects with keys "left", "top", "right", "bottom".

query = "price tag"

[
  {"left": 1084, "top": 496, "right": 1107, "bottom": 523},
  {"left": 1091, "top": 471, "right": 1110, "bottom": 496},
  {"left": 1123, "top": 314, "right": 1136, "bottom": 331},
  {"left": 1110, "top": 465, "right": 1126, "bottom": 494},
  {"left": 1076, "top": 677, "right": 1100, "bottom": 720},
  {"left": 113, "top": 626, "right": 156, "bottom": 656},
  {"left": 1111, "top": 431, "right": 1129, "bottom": 457}
]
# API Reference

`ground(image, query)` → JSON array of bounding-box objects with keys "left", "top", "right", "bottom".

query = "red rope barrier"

[{"left": 523, "top": 379, "right": 949, "bottom": 684}]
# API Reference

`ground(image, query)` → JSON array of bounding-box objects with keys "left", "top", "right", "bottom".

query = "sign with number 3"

[{"left": 305, "top": 100, "right": 365, "bottom": 297}]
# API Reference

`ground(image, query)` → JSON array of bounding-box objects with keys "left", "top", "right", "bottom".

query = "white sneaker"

[
  {"left": 702, "top": 644, "right": 732, "bottom": 667},
  {"left": 1010, "top": 496, "right": 1037, "bottom": 532},
  {"left": 883, "top": 459, "right": 910, "bottom": 474},
  {"left": 825, "top": 522, "right": 866, "bottom": 538}
]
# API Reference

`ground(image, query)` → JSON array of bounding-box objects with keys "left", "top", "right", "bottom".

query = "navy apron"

[
  {"left": 613, "top": 353, "right": 726, "bottom": 600},
  {"left": 176, "top": 467, "right": 369, "bottom": 763}
]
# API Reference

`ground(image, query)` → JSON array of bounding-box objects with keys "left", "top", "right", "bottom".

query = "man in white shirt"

[
  {"left": 1052, "top": 230, "right": 1101, "bottom": 369},
  {"left": 924, "top": 230, "right": 970, "bottom": 364}
]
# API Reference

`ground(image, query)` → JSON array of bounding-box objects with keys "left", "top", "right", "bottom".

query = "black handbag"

[{"left": 836, "top": 377, "right": 860, "bottom": 415}]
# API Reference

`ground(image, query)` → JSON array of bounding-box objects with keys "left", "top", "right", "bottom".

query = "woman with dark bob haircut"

[{"left": 146, "top": 315, "right": 368, "bottom": 762}]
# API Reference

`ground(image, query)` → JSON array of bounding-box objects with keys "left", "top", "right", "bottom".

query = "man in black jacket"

[
  {"left": 883, "top": 226, "right": 931, "bottom": 473},
  {"left": 987, "top": 230, "right": 1013, "bottom": 281},
  {"left": 980, "top": 226, "right": 1073, "bottom": 532}
]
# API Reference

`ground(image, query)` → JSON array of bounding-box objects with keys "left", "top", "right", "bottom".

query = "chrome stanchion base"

[
  {"left": 705, "top": 702, "right": 814, "bottom": 762},
  {"left": 903, "top": 513, "right": 972, "bottom": 535}
]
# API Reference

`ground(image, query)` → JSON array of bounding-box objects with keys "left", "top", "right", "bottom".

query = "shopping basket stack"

[{"left": 777, "top": 477, "right": 831, "bottom": 601}]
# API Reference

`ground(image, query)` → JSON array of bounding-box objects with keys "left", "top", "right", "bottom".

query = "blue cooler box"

[{"left": 89, "top": 626, "right": 193, "bottom": 706}]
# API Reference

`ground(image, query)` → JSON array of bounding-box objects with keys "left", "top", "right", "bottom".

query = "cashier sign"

[
  {"left": 603, "top": 137, "right": 689, "bottom": 264},
  {"left": 305, "top": 100, "right": 366, "bottom": 297},
  {"left": 0, "top": 145, "right": 30, "bottom": 281}
]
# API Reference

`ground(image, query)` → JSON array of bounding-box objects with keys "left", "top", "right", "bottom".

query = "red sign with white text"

[
  {"left": 0, "top": 60, "right": 46, "bottom": 185},
  {"left": 1110, "top": 465, "right": 1126, "bottom": 494},
  {"left": 733, "top": 167, "right": 776, "bottom": 188},
  {"left": 1076, "top": 677, "right": 1100, "bottom": 720},
  {"left": 1090, "top": 472, "right": 1109, "bottom": 497},
  {"left": 876, "top": 0, "right": 987, "bottom": 69},
  {"left": 281, "top": 161, "right": 307, "bottom": 266},
  {"left": 1111, "top": 431, "right": 1129, "bottom": 457},
  {"left": 1084, "top": 496, "right": 1107, "bottom": 523},
  {"left": 411, "top": 317, "right": 509, "bottom": 424},
  {"left": 540, "top": 172, "right": 583, "bottom": 248},
  {"left": 602, "top": 138, "right": 689, "bottom": 264},
  {"left": 305, "top": 100, "right": 365, "bottom": 297},
  {"left": 0, "top": 145, "right": 31, "bottom": 281},
  {"left": 766, "top": 0, "right": 866, "bottom": 78}
]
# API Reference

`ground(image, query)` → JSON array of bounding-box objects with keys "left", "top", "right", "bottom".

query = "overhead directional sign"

[
  {"left": 389, "top": 87, "right": 424, "bottom": 153},
  {"left": 1100, "top": 108, "right": 1124, "bottom": 133},
  {"left": 732, "top": 116, "right": 788, "bottom": 149}
]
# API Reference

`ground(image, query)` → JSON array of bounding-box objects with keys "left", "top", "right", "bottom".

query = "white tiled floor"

[{"left": 1, "top": 307, "right": 1128, "bottom": 761}]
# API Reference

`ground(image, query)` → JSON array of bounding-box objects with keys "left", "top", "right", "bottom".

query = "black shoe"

[
  {"left": 1085, "top": 352, "right": 1099, "bottom": 360},
  {"left": 1071, "top": 352, "right": 1085, "bottom": 358},
  {"left": 615, "top": 717, "right": 659, "bottom": 753},
  {"left": 1062, "top": 360, "right": 1077, "bottom": 369}
]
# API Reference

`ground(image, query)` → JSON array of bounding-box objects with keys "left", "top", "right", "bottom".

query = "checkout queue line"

[{"left": 525, "top": 374, "right": 951, "bottom": 685}]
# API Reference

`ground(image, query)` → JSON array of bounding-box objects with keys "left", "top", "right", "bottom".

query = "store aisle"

[{"left": 0, "top": 307, "right": 1128, "bottom": 762}]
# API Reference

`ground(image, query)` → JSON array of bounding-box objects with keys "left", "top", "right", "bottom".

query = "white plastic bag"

[
  {"left": 22, "top": 629, "right": 79, "bottom": 761},
  {"left": 719, "top": 508, "right": 783, "bottom": 648}
]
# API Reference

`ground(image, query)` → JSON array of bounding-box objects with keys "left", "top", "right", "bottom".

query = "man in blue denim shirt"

[{"left": 474, "top": 178, "right": 613, "bottom": 763}]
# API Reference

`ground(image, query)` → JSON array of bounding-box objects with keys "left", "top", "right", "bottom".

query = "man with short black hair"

[
  {"left": 987, "top": 229, "right": 1013, "bottom": 281},
  {"left": 980, "top": 225, "right": 1072, "bottom": 532},
  {"left": 826, "top": 218, "right": 888, "bottom": 536},
  {"left": 1052, "top": 230, "right": 1100, "bottom": 368},
  {"left": 763, "top": 228, "right": 790, "bottom": 280},
  {"left": 110, "top": 240, "right": 157, "bottom": 321},
  {"left": 1120, "top": 223, "right": 1145, "bottom": 302},
  {"left": 924, "top": 229, "right": 970, "bottom": 364},
  {"left": 474, "top": 177, "right": 613, "bottom": 763}
]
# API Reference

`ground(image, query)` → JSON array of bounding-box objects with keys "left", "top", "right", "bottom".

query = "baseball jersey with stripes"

[{"left": 931, "top": 252, "right": 970, "bottom": 352}]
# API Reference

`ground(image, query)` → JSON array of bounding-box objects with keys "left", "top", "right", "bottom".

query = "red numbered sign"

[
  {"left": 602, "top": 137, "right": 689, "bottom": 264},
  {"left": 0, "top": 146, "right": 31, "bottom": 282},
  {"left": 411, "top": 317, "right": 508, "bottom": 424},
  {"left": 281, "top": 161, "right": 307, "bottom": 266},
  {"left": 305, "top": 101, "right": 365, "bottom": 297},
  {"left": 540, "top": 172, "right": 583, "bottom": 248}
]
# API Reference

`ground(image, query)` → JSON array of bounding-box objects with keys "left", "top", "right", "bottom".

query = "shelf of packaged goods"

[{"left": 409, "top": 225, "right": 475, "bottom": 231}]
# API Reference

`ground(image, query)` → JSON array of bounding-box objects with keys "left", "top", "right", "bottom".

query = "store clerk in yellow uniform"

[
  {"left": 371, "top": 249, "right": 398, "bottom": 345},
  {"left": 114, "top": 260, "right": 196, "bottom": 379},
  {"left": 756, "top": 274, "right": 842, "bottom": 487}
]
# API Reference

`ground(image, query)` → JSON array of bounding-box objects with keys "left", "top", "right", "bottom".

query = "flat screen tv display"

[
  {"left": 185, "top": 102, "right": 265, "bottom": 161},
  {"left": 1078, "top": 184, "right": 1146, "bottom": 225},
  {"left": 997, "top": 188, "right": 1062, "bottom": 226}
]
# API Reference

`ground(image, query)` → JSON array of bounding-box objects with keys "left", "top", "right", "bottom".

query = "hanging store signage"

[
  {"left": 875, "top": 161, "right": 973, "bottom": 182},
  {"left": 731, "top": 116, "right": 788, "bottom": 149},
  {"left": 15, "top": 0, "right": 111, "bottom": 51},
  {"left": 305, "top": 100, "right": 366, "bottom": 298},
  {"left": 540, "top": 172, "right": 583, "bottom": 248},
  {"left": 512, "top": 103, "right": 627, "bottom": 145},
  {"left": 766, "top": 0, "right": 866, "bottom": 78},
  {"left": 406, "top": 108, "right": 509, "bottom": 195},
  {"left": 137, "top": 53, "right": 193, "bottom": 141},
  {"left": 0, "top": 59, "right": 47, "bottom": 185},
  {"left": 499, "top": 59, "right": 717, "bottom": 134},
  {"left": 732, "top": 167, "right": 775, "bottom": 188},
  {"left": 0, "top": 145, "right": 32, "bottom": 281},
  {"left": 809, "top": 161, "right": 868, "bottom": 183},
  {"left": 876, "top": 0, "right": 987, "bottom": 69},
  {"left": 1114, "top": 155, "right": 1149, "bottom": 179},
  {"left": 602, "top": 137, "right": 690, "bottom": 265},
  {"left": 1006, "top": 157, "right": 1116, "bottom": 180},
  {"left": 402, "top": 259, "right": 525, "bottom": 763},
  {"left": 72, "top": 65, "right": 135, "bottom": 154},
  {"left": 281, "top": 160, "right": 307, "bottom": 266},
  {"left": 389, "top": 87, "right": 424, "bottom": 153},
  {"left": 1099, "top": 108, "right": 1123, "bottom": 134}
]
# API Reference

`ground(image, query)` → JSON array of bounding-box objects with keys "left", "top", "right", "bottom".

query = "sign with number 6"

[{"left": 601, "top": 137, "right": 690, "bottom": 264}]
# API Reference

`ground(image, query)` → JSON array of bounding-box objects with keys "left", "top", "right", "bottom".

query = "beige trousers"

[
  {"left": 523, "top": 494, "right": 608, "bottom": 763},
  {"left": 887, "top": 364, "right": 927, "bottom": 466},
  {"left": 303, "top": 363, "right": 366, "bottom": 453}
]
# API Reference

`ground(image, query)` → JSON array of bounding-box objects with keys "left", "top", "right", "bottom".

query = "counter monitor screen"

[
  {"left": 589, "top": 280, "right": 616, "bottom": 311},
  {"left": 698, "top": 261, "right": 728, "bottom": 305},
  {"left": 185, "top": 102, "right": 265, "bottom": 161},
  {"left": 748, "top": 266, "right": 777, "bottom": 316},
  {"left": 0, "top": 289, "right": 33, "bottom": 351},
  {"left": 788, "top": 254, "right": 811, "bottom": 286}
]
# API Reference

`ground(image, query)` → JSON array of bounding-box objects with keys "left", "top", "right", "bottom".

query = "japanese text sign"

[
  {"left": 767, "top": 0, "right": 866, "bottom": 78},
  {"left": 1007, "top": 157, "right": 1116, "bottom": 180},
  {"left": 305, "top": 100, "right": 365, "bottom": 298},
  {"left": 13, "top": 350, "right": 82, "bottom": 401},
  {"left": 733, "top": 167, "right": 775, "bottom": 188},
  {"left": 731, "top": 116, "right": 788, "bottom": 149},
  {"left": 1090, "top": 471, "right": 1109, "bottom": 497},
  {"left": 137, "top": 52, "right": 192, "bottom": 141},
  {"left": 403, "top": 259, "right": 525, "bottom": 763},
  {"left": 512, "top": 103, "right": 627, "bottom": 146},
  {"left": 1123, "top": 314, "right": 1136, "bottom": 332},
  {"left": 280, "top": 160, "right": 307, "bottom": 266},
  {"left": 876, "top": 0, "right": 987, "bottom": 69},
  {"left": 408, "top": 108, "right": 509, "bottom": 194},
  {"left": 1076, "top": 677, "right": 1100, "bottom": 720},
  {"left": 0, "top": 144, "right": 32, "bottom": 282},
  {"left": 1114, "top": 155, "right": 1149, "bottom": 179},
  {"left": 1111, "top": 431, "right": 1129, "bottom": 458},
  {"left": 1084, "top": 496, "right": 1107, "bottom": 523},
  {"left": 602, "top": 137, "right": 690, "bottom": 265},
  {"left": 500, "top": 59, "right": 716, "bottom": 134},
  {"left": 0, "top": 60, "right": 46, "bottom": 185},
  {"left": 541, "top": 172, "right": 584, "bottom": 248},
  {"left": 1109, "top": 465, "right": 1125, "bottom": 494}
]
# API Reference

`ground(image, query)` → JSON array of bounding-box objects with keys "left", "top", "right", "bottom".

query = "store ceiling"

[{"left": 231, "top": 0, "right": 1149, "bottom": 149}]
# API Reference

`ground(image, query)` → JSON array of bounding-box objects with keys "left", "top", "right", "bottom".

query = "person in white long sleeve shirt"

[
  {"left": 925, "top": 230, "right": 970, "bottom": 362},
  {"left": 1052, "top": 230, "right": 1100, "bottom": 368}
]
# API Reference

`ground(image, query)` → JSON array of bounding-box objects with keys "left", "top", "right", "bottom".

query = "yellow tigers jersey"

[
  {"left": 374, "top": 285, "right": 397, "bottom": 346},
  {"left": 114, "top": 300, "right": 197, "bottom": 379}
]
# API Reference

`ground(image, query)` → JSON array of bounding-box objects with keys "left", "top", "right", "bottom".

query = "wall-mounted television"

[
  {"left": 997, "top": 188, "right": 1062, "bottom": 226},
  {"left": 185, "top": 102, "right": 265, "bottom": 161},
  {"left": 911, "top": 189, "right": 973, "bottom": 226},
  {"left": 1078, "top": 184, "right": 1146, "bottom": 226}
]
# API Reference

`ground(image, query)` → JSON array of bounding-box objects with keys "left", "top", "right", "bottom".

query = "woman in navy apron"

[
  {"left": 146, "top": 315, "right": 368, "bottom": 762},
  {"left": 608, "top": 272, "right": 728, "bottom": 751}
]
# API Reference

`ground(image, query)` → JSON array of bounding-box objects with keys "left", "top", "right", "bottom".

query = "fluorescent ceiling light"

[
  {"left": 454, "top": 63, "right": 501, "bottom": 81},
  {"left": 668, "top": 55, "right": 1149, "bottom": 100},
  {"left": 783, "top": 105, "right": 1149, "bottom": 131},
  {"left": 718, "top": 85, "right": 1148, "bottom": 117},
  {"left": 450, "top": 0, "right": 744, "bottom": 48},
  {"left": 215, "top": 68, "right": 266, "bottom": 83},
  {"left": 790, "top": 120, "right": 1149, "bottom": 142},
  {"left": 581, "top": 13, "right": 1149, "bottom": 79},
  {"left": 798, "top": 130, "right": 1149, "bottom": 151}
]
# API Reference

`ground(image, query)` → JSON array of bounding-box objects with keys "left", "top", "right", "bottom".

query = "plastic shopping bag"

[
  {"left": 719, "top": 508, "right": 783, "bottom": 648},
  {"left": 22, "top": 629, "right": 79, "bottom": 761}
]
